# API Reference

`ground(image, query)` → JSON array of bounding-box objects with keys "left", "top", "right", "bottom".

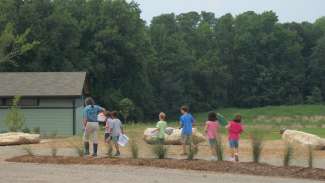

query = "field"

[{"left": 123, "top": 105, "right": 325, "bottom": 140}]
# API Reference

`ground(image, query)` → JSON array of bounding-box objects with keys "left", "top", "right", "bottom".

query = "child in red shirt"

[{"left": 226, "top": 115, "right": 244, "bottom": 162}]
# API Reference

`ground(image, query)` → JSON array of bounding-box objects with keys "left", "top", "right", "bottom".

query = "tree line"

[{"left": 0, "top": 0, "right": 325, "bottom": 120}]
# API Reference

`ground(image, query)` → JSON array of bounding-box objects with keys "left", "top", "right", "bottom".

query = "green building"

[{"left": 0, "top": 72, "right": 89, "bottom": 136}]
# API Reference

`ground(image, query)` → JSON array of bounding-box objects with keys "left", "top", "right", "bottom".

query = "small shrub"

[
  {"left": 22, "top": 127, "right": 31, "bottom": 133},
  {"left": 22, "top": 145, "right": 33, "bottom": 156},
  {"left": 216, "top": 136, "right": 224, "bottom": 161},
  {"left": 283, "top": 143, "right": 293, "bottom": 167},
  {"left": 308, "top": 145, "right": 314, "bottom": 168},
  {"left": 250, "top": 129, "right": 264, "bottom": 163},
  {"left": 32, "top": 127, "right": 40, "bottom": 134},
  {"left": 152, "top": 144, "right": 168, "bottom": 159},
  {"left": 187, "top": 144, "right": 198, "bottom": 160},
  {"left": 4, "top": 96, "right": 25, "bottom": 132},
  {"left": 107, "top": 144, "right": 113, "bottom": 158},
  {"left": 129, "top": 139, "right": 139, "bottom": 159},
  {"left": 50, "top": 132, "right": 58, "bottom": 157},
  {"left": 70, "top": 140, "right": 83, "bottom": 157}
]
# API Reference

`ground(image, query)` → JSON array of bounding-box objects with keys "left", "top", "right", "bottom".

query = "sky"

[{"left": 128, "top": 0, "right": 325, "bottom": 24}]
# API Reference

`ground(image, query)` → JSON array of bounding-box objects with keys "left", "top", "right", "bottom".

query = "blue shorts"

[{"left": 229, "top": 140, "right": 239, "bottom": 148}]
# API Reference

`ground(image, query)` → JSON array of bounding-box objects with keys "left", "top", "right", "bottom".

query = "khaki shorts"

[
  {"left": 83, "top": 122, "right": 99, "bottom": 144},
  {"left": 181, "top": 134, "right": 192, "bottom": 144}
]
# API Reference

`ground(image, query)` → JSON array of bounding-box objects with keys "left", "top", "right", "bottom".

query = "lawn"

[{"left": 124, "top": 105, "right": 325, "bottom": 140}]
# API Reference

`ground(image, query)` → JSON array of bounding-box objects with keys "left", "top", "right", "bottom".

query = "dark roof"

[{"left": 0, "top": 72, "right": 87, "bottom": 97}]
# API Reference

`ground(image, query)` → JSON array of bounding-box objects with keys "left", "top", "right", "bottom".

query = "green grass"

[{"left": 120, "top": 105, "right": 325, "bottom": 140}]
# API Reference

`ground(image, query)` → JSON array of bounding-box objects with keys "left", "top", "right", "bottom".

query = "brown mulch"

[{"left": 6, "top": 155, "right": 325, "bottom": 181}]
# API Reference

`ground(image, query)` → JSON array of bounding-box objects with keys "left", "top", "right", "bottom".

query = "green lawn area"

[{"left": 124, "top": 105, "right": 325, "bottom": 140}]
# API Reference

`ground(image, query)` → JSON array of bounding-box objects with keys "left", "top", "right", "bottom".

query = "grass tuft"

[
  {"left": 22, "top": 145, "right": 34, "bottom": 156},
  {"left": 152, "top": 144, "right": 168, "bottom": 159},
  {"left": 129, "top": 138, "right": 139, "bottom": 159},
  {"left": 283, "top": 143, "right": 293, "bottom": 167},
  {"left": 308, "top": 145, "right": 314, "bottom": 168},
  {"left": 215, "top": 136, "right": 224, "bottom": 161},
  {"left": 250, "top": 129, "right": 264, "bottom": 163}
]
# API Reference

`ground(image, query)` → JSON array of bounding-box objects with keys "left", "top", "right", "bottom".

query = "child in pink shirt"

[
  {"left": 226, "top": 115, "right": 244, "bottom": 162},
  {"left": 204, "top": 112, "right": 220, "bottom": 161}
]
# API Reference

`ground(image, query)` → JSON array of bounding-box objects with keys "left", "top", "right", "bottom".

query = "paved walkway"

[{"left": 0, "top": 145, "right": 323, "bottom": 183}]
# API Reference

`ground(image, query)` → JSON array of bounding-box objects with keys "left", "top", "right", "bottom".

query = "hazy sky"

[{"left": 128, "top": 0, "right": 325, "bottom": 24}]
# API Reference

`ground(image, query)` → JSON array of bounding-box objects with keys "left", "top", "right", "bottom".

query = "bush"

[
  {"left": 306, "top": 87, "right": 323, "bottom": 104},
  {"left": 107, "top": 144, "right": 113, "bottom": 158},
  {"left": 32, "top": 127, "right": 40, "bottom": 134},
  {"left": 22, "top": 127, "right": 31, "bottom": 133},
  {"left": 283, "top": 143, "right": 293, "bottom": 167},
  {"left": 308, "top": 145, "right": 314, "bottom": 168},
  {"left": 152, "top": 144, "right": 168, "bottom": 159},
  {"left": 187, "top": 144, "right": 199, "bottom": 160},
  {"left": 129, "top": 138, "right": 139, "bottom": 159},
  {"left": 250, "top": 129, "right": 264, "bottom": 163},
  {"left": 50, "top": 132, "right": 58, "bottom": 157},
  {"left": 69, "top": 139, "right": 83, "bottom": 157},
  {"left": 216, "top": 136, "right": 224, "bottom": 161},
  {"left": 22, "top": 145, "right": 33, "bottom": 156},
  {"left": 4, "top": 96, "right": 25, "bottom": 132}
]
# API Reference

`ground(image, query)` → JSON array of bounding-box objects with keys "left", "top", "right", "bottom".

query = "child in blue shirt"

[{"left": 179, "top": 105, "right": 195, "bottom": 155}]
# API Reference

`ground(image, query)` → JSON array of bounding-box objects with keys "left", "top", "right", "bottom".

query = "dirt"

[{"left": 7, "top": 155, "right": 325, "bottom": 181}]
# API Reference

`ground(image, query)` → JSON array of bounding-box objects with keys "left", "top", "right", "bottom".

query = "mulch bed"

[{"left": 6, "top": 155, "right": 325, "bottom": 181}]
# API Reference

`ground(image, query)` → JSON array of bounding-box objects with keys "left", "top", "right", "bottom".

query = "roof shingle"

[{"left": 0, "top": 72, "right": 86, "bottom": 97}]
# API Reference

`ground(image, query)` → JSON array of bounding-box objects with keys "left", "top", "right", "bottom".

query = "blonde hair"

[{"left": 159, "top": 112, "right": 166, "bottom": 120}]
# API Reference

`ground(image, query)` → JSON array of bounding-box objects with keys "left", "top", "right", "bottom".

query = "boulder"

[
  {"left": 144, "top": 127, "right": 205, "bottom": 145},
  {"left": 0, "top": 132, "right": 41, "bottom": 146},
  {"left": 282, "top": 129, "right": 325, "bottom": 150}
]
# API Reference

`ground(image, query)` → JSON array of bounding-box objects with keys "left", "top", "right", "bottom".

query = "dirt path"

[{"left": 0, "top": 161, "right": 323, "bottom": 183}]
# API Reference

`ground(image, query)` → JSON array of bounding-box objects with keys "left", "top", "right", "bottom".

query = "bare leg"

[{"left": 234, "top": 148, "right": 239, "bottom": 162}]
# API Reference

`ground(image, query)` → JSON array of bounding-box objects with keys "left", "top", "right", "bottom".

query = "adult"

[{"left": 83, "top": 97, "right": 105, "bottom": 157}]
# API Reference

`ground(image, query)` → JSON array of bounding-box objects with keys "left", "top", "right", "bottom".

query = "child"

[
  {"left": 154, "top": 112, "right": 167, "bottom": 144},
  {"left": 204, "top": 112, "right": 220, "bottom": 161},
  {"left": 179, "top": 105, "right": 195, "bottom": 155},
  {"left": 226, "top": 115, "right": 244, "bottom": 162},
  {"left": 104, "top": 111, "right": 112, "bottom": 144},
  {"left": 109, "top": 111, "right": 124, "bottom": 156}
]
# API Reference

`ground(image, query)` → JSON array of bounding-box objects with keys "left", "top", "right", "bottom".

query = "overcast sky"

[{"left": 128, "top": 0, "right": 325, "bottom": 24}]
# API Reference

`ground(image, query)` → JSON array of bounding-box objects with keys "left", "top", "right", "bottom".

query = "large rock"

[
  {"left": 0, "top": 132, "right": 41, "bottom": 146},
  {"left": 144, "top": 127, "right": 205, "bottom": 145},
  {"left": 282, "top": 129, "right": 325, "bottom": 150}
]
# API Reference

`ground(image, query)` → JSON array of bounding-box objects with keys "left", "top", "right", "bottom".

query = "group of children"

[{"left": 155, "top": 105, "right": 244, "bottom": 162}]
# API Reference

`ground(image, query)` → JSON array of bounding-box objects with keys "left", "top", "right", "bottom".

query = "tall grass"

[
  {"left": 22, "top": 145, "right": 34, "bottom": 156},
  {"left": 308, "top": 145, "right": 314, "bottom": 168},
  {"left": 250, "top": 129, "right": 264, "bottom": 163},
  {"left": 107, "top": 143, "right": 113, "bottom": 158},
  {"left": 50, "top": 132, "right": 58, "bottom": 157},
  {"left": 129, "top": 138, "right": 139, "bottom": 159},
  {"left": 187, "top": 144, "right": 198, "bottom": 160},
  {"left": 152, "top": 144, "right": 168, "bottom": 159},
  {"left": 215, "top": 136, "right": 224, "bottom": 161},
  {"left": 283, "top": 143, "right": 293, "bottom": 167},
  {"left": 69, "top": 139, "right": 83, "bottom": 157}
]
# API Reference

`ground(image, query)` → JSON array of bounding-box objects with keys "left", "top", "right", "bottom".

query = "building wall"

[{"left": 0, "top": 98, "right": 84, "bottom": 136}]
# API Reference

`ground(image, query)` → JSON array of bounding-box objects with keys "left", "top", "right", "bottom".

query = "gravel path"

[{"left": 0, "top": 161, "right": 323, "bottom": 183}]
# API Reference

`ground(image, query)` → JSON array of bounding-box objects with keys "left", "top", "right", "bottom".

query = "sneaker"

[
  {"left": 228, "top": 157, "right": 235, "bottom": 162},
  {"left": 114, "top": 152, "right": 120, "bottom": 157},
  {"left": 92, "top": 154, "right": 97, "bottom": 157},
  {"left": 210, "top": 156, "right": 217, "bottom": 161}
]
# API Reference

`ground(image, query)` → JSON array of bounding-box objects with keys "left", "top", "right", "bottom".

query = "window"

[{"left": 0, "top": 98, "right": 39, "bottom": 107}]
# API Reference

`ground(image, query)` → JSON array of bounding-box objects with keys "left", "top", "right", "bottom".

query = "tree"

[
  {"left": 119, "top": 98, "right": 135, "bottom": 123},
  {"left": 306, "top": 87, "right": 323, "bottom": 104},
  {"left": 4, "top": 96, "right": 25, "bottom": 132}
]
